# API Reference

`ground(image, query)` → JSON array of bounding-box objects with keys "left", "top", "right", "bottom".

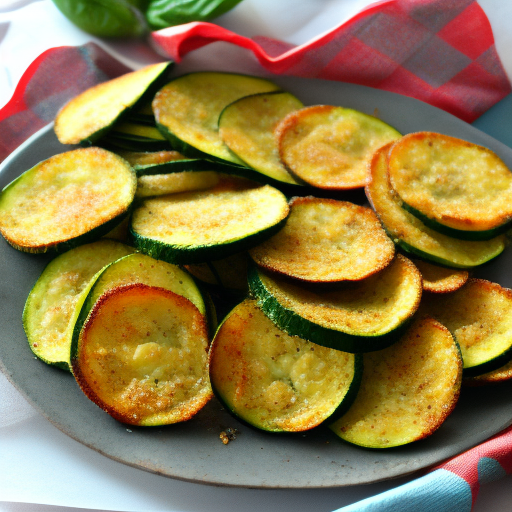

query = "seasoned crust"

[
  {"left": 72, "top": 283, "right": 212, "bottom": 426},
  {"left": 276, "top": 105, "right": 401, "bottom": 190},
  {"left": 365, "top": 144, "right": 506, "bottom": 268},
  {"left": 387, "top": 132, "right": 512, "bottom": 232},
  {"left": 249, "top": 196, "right": 395, "bottom": 283},
  {"left": 329, "top": 316, "right": 462, "bottom": 448}
]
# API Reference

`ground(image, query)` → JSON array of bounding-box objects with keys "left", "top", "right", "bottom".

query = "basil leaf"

[
  {"left": 52, "top": 0, "right": 148, "bottom": 38},
  {"left": 146, "top": 0, "right": 244, "bottom": 30}
]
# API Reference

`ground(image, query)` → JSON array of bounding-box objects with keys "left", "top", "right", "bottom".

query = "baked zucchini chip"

[
  {"left": 366, "top": 144, "right": 506, "bottom": 268},
  {"left": 102, "top": 120, "right": 171, "bottom": 152},
  {"left": 209, "top": 299, "right": 362, "bottom": 432},
  {"left": 72, "top": 283, "right": 212, "bottom": 426},
  {"left": 420, "top": 279, "right": 512, "bottom": 376},
  {"left": 218, "top": 91, "right": 304, "bottom": 188},
  {"left": 23, "top": 240, "right": 135, "bottom": 370},
  {"left": 118, "top": 150, "right": 220, "bottom": 198},
  {"left": 249, "top": 196, "right": 395, "bottom": 283},
  {"left": 330, "top": 316, "right": 462, "bottom": 448},
  {"left": 130, "top": 177, "right": 289, "bottom": 264},
  {"left": 464, "top": 358, "right": 512, "bottom": 386},
  {"left": 75, "top": 252, "right": 209, "bottom": 320},
  {"left": 387, "top": 132, "right": 512, "bottom": 239},
  {"left": 276, "top": 105, "right": 401, "bottom": 190},
  {"left": 410, "top": 258, "right": 469, "bottom": 293},
  {"left": 248, "top": 254, "right": 422, "bottom": 353},
  {"left": 0, "top": 147, "right": 137, "bottom": 253},
  {"left": 55, "top": 62, "right": 172, "bottom": 145},
  {"left": 153, "top": 72, "right": 280, "bottom": 163}
]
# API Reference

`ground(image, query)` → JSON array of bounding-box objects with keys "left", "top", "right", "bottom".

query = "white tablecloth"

[{"left": 1, "top": 1, "right": 512, "bottom": 511}]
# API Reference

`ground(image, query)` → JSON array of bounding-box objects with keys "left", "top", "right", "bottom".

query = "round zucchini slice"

[
  {"left": 329, "top": 316, "right": 462, "bottom": 448},
  {"left": 249, "top": 196, "right": 395, "bottom": 283},
  {"left": 152, "top": 72, "right": 280, "bottom": 164},
  {"left": 365, "top": 144, "right": 506, "bottom": 268},
  {"left": 55, "top": 62, "right": 172, "bottom": 146},
  {"left": 22, "top": 240, "right": 135, "bottom": 370},
  {"left": 410, "top": 258, "right": 469, "bottom": 293},
  {"left": 0, "top": 147, "right": 137, "bottom": 253},
  {"left": 218, "top": 91, "right": 304, "bottom": 188},
  {"left": 72, "top": 283, "right": 212, "bottom": 426},
  {"left": 209, "top": 299, "right": 362, "bottom": 432},
  {"left": 129, "top": 154, "right": 220, "bottom": 199},
  {"left": 118, "top": 151, "right": 221, "bottom": 199},
  {"left": 276, "top": 105, "right": 401, "bottom": 190},
  {"left": 130, "top": 177, "right": 289, "bottom": 264},
  {"left": 116, "top": 150, "right": 186, "bottom": 167},
  {"left": 76, "top": 251, "right": 209, "bottom": 320},
  {"left": 420, "top": 278, "right": 512, "bottom": 376},
  {"left": 248, "top": 254, "right": 422, "bottom": 353},
  {"left": 464, "top": 358, "right": 512, "bottom": 386},
  {"left": 387, "top": 132, "right": 512, "bottom": 238}
]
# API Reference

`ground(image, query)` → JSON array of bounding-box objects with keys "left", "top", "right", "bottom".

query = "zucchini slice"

[
  {"left": 71, "top": 283, "right": 212, "bottom": 426},
  {"left": 22, "top": 240, "right": 135, "bottom": 370},
  {"left": 464, "top": 358, "right": 512, "bottom": 386},
  {"left": 248, "top": 254, "right": 422, "bottom": 353},
  {"left": 130, "top": 177, "right": 289, "bottom": 264},
  {"left": 420, "top": 278, "right": 512, "bottom": 376},
  {"left": 117, "top": 151, "right": 220, "bottom": 199},
  {"left": 249, "top": 196, "right": 395, "bottom": 283},
  {"left": 208, "top": 299, "right": 362, "bottom": 432},
  {"left": 55, "top": 62, "right": 172, "bottom": 146},
  {"left": 116, "top": 150, "right": 186, "bottom": 167},
  {"left": 276, "top": 105, "right": 401, "bottom": 190},
  {"left": 365, "top": 144, "right": 506, "bottom": 268},
  {"left": 410, "top": 258, "right": 469, "bottom": 294},
  {"left": 76, "top": 251, "right": 209, "bottom": 320},
  {"left": 218, "top": 91, "right": 304, "bottom": 187},
  {"left": 0, "top": 147, "right": 137, "bottom": 253},
  {"left": 387, "top": 132, "right": 512, "bottom": 239},
  {"left": 152, "top": 72, "right": 280, "bottom": 164},
  {"left": 329, "top": 316, "right": 462, "bottom": 448}
]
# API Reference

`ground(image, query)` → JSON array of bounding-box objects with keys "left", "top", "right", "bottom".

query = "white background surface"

[{"left": 1, "top": 1, "right": 512, "bottom": 511}]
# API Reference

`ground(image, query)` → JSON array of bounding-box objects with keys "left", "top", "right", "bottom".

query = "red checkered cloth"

[
  {"left": 152, "top": 0, "right": 511, "bottom": 123},
  {"left": 0, "top": 43, "right": 132, "bottom": 163}
]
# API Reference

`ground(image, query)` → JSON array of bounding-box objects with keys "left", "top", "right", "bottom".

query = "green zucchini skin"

[
  {"left": 400, "top": 201, "right": 512, "bottom": 242},
  {"left": 247, "top": 264, "right": 411, "bottom": 354},
  {"left": 23, "top": 240, "right": 135, "bottom": 370},
  {"left": 153, "top": 72, "right": 281, "bottom": 165},
  {"left": 69, "top": 252, "right": 212, "bottom": 366},
  {"left": 130, "top": 215, "right": 288, "bottom": 265},
  {"left": 462, "top": 345, "right": 512, "bottom": 378},
  {"left": 209, "top": 352, "right": 363, "bottom": 433},
  {"left": 155, "top": 121, "right": 235, "bottom": 162},
  {"left": 57, "top": 62, "right": 173, "bottom": 147},
  {"left": 82, "top": 62, "right": 173, "bottom": 146},
  {"left": 100, "top": 135, "right": 172, "bottom": 153},
  {"left": 393, "top": 237, "right": 505, "bottom": 270},
  {"left": 156, "top": 121, "right": 305, "bottom": 190},
  {"left": 365, "top": 144, "right": 507, "bottom": 269},
  {"left": 208, "top": 299, "right": 363, "bottom": 433},
  {"left": 0, "top": 147, "right": 137, "bottom": 254}
]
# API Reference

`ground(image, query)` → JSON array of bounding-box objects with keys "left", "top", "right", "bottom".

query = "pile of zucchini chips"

[{"left": 2, "top": 62, "right": 512, "bottom": 447}]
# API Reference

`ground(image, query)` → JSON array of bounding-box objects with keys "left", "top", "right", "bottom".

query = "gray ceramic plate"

[{"left": 1, "top": 72, "right": 512, "bottom": 489}]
